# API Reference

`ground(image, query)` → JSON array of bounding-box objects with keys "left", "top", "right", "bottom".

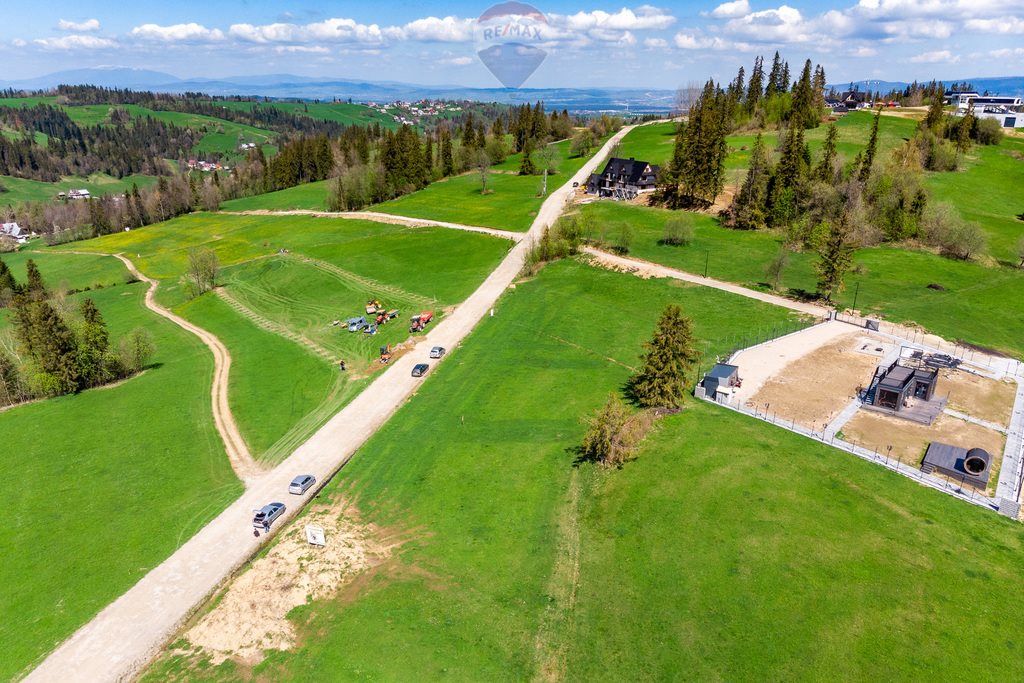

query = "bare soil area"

[
  {"left": 940, "top": 369, "right": 1017, "bottom": 427},
  {"left": 748, "top": 333, "right": 891, "bottom": 427},
  {"left": 179, "top": 497, "right": 396, "bottom": 666},
  {"left": 841, "top": 411, "right": 1006, "bottom": 491}
]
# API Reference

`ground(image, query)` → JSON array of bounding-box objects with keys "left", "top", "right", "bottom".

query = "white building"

[{"left": 1, "top": 221, "right": 28, "bottom": 244}]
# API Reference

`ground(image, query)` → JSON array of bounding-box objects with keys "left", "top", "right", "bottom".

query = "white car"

[
  {"left": 288, "top": 474, "right": 316, "bottom": 495},
  {"left": 429, "top": 346, "right": 446, "bottom": 359}
]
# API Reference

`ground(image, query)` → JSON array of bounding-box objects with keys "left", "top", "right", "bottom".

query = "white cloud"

[
  {"left": 965, "top": 16, "right": 1024, "bottom": 34},
  {"left": 644, "top": 37, "right": 668, "bottom": 48},
  {"left": 401, "top": 16, "right": 474, "bottom": 42},
  {"left": 673, "top": 31, "right": 731, "bottom": 50},
  {"left": 707, "top": 0, "right": 751, "bottom": 19},
  {"left": 12, "top": 38, "right": 27, "bottom": 47},
  {"left": 989, "top": 47, "right": 1024, "bottom": 58},
  {"left": 850, "top": 46, "right": 878, "bottom": 57},
  {"left": 909, "top": 49, "right": 959, "bottom": 63},
  {"left": 229, "top": 18, "right": 388, "bottom": 44},
  {"left": 58, "top": 18, "right": 100, "bottom": 32},
  {"left": 440, "top": 55, "right": 474, "bottom": 66},
  {"left": 131, "top": 23, "right": 225, "bottom": 42},
  {"left": 558, "top": 7, "right": 676, "bottom": 31},
  {"left": 33, "top": 35, "right": 116, "bottom": 50},
  {"left": 273, "top": 45, "right": 329, "bottom": 54}
]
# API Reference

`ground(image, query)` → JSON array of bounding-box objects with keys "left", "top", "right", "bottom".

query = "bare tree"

[
  {"left": 475, "top": 149, "right": 492, "bottom": 195},
  {"left": 535, "top": 144, "right": 560, "bottom": 195},
  {"left": 186, "top": 247, "right": 220, "bottom": 297},
  {"left": 674, "top": 80, "right": 703, "bottom": 116}
]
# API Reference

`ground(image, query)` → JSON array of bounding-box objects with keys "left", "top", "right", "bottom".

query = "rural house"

[
  {"left": 1, "top": 221, "right": 28, "bottom": 244},
  {"left": 586, "top": 157, "right": 659, "bottom": 199}
]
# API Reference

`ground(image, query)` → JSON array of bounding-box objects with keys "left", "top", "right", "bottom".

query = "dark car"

[
  {"left": 412, "top": 363, "right": 429, "bottom": 377},
  {"left": 253, "top": 502, "right": 286, "bottom": 528},
  {"left": 429, "top": 346, "right": 446, "bottom": 359},
  {"left": 288, "top": 474, "right": 316, "bottom": 495}
]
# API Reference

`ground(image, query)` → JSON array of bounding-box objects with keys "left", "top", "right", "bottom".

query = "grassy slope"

[
  {"left": 0, "top": 275, "right": 241, "bottom": 680},
  {"left": 218, "top": 100, "right": 398, "bottom": 130},
  {"left": 220, "top": 180, "right": 332, "bottom": 212},
  {"left": 0, "top": 173, "right": 160, "bottom": 207},
  {"left": 371, "top": 138, "right": 596, "bottom": 231},
  {"left": 143, "top": 260, "right": 806, "bottom": 680},
  {"left": 62, "top": 213, "right": 510, "bottom": 459},
  {"left": 148, "top": 259, "right": 1024, "bottom": 681},
  {"left": 1, "top": 250, "right": 130, "bottom": 291},
  {"left": 582, "top": 201, "right": 1024, "bottom": 357}
]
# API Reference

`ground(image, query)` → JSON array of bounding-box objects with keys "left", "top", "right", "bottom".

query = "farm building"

[
  {"left": 700, "top": 363, "right": 740, "bottom": 401},
  {"left": 920, "top": 443, "right": 992, "bottom": 489},
  {"left": 862, "top": 358, "right": 943, "bottom": 424},
  {"left": 1, "top": 221, "right": 27, "bottom": 244},
  {"left": 586, "top": 157, "right": 659, "bottom": 199}
]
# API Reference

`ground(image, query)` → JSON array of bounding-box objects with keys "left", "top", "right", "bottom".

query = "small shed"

[
  {"left": 702, "top": 363, "right": 739, "bottom": 399},
  {"left": 921, "top": 443, "right": 992, "bottom": 489}
]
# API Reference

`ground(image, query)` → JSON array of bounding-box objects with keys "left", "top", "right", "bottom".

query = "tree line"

[{"left": 0, "top": 258, "right": 154, "bottom": 406}]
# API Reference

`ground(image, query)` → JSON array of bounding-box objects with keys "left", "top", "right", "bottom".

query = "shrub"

[
  {"left": 922, "top": 202, "right": 987, "bottom": 260},
  {"left": 661, "top": 216, "right": 694, "bottom": 246},
  {"left": 973, "top": 118, "right": 1004, "bottom": 145}
]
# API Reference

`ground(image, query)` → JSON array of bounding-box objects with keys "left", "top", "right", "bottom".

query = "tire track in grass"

[
  {"left": 214, "top": 288, "right": 337, "bottom": 363},
  {"left": 290, "top": 254, "right": 439, "bottom": 309}
]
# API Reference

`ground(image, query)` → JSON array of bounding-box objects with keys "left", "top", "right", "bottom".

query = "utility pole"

[
  {"left": 852, "top": 281, "right": 860, "bottom": 313},
  {"left": 704, "top": 249, "right": 709, "bottom": 278}
]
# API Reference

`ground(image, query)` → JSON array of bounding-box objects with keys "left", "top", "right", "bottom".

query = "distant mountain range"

[
  {"left": 3, "top": 67, "right": 1022, "bottom": 112},
  {"left": 829, "top": 77, "right": 1024, "bottom": 96},
  {"left": 0, "top": 67, "right": 676, "bottom": 113}
]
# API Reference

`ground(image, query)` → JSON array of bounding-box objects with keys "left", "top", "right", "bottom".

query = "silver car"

[
  {"left": 288, "top": 474, "right": 316, "bottom": 495},
  {"left": 253, "top": 502, "right": 286, "bottom": 528},
  {"left": 429, "top": 346, "right": 446, "bottom": 359}
]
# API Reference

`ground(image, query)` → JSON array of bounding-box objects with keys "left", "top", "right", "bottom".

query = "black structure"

[
  {"left": 701, "top": 363, "right": 739, "bottom": 400},
  {"left": 864, "top": 360, "right": 938, "bottom": 411},
  {"left": 586, "top": 157, "right": 659, "bottom": 199},
  {"left": 921, "top": 443, "right": 992, "bottom": 489}
]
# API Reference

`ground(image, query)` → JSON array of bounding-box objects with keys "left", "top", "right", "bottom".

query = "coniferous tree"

[
  {"left": 767, "top": 125, "right": 807, "bottom": 227},
  {"left": 727, "top": 66, "right": 746, "bottom": 104},
  {"left": 924, "top": 90, "right": 946, "bottom": 132},
  {"left": 814, "top": 123, "right": 839, "bottom": 182},
  {"left": 519, "top": 138, "right": 536, "bottom": 176},
  {"left": 955, "top": 102, "right": 974, "bottom": 156},
  {"left": 0, "top": 257, "right": 17, "bottom": 305},
  {"left": 628, "top": 304, "right": 701, "bottom": 409},
  {"left": 859, "top": 107, "right": 882, "bottom": 182},
  {"left": 440, "top": 129, "right": 455, "bottom": 177},
  {"left": 77, "top": 298, "right": 111, "bottom": 388},
  {"left": 746, "top": 55, "right": 765, "bottom": 113},
  {"left": 790, "top": 59, "right": 818, "bottom": 129},
  {"left": 728, "top": 133, "right": 771, "bottom": 230},
  {"left": 12, "top": 297, "right": 80, "bottom": 394},
  {"left": 811, "top": 64, "right": 827, "bottom": 112},
  {"left": 766, "top": 52, "right": 784, "bottom": 99},
  {"left": 423, "top": 134, "right": 434, "bottom": 178},
  {"left": 656, "top": 79, "right": 728, "bottom": 209},
  {"left": 814, "top": 217, "right": 856, "bottom": 303},
  {"left": 24, "top": 259, "right": 46, "bottom": 300}
]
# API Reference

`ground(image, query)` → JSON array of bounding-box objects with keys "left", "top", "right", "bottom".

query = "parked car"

[
  {"left": 288, "top": 474, "right": 316, "bottom": 495},
  {"left": 412, "top": 363, "right": 429, "bottom": 377},
  {"left": 347, "top": 316, "right": 367, "bottom": 332},
  {"left": 429, "top": 346, "right": 446, "bottom": 359},
  {"left": 253, "top": 502, "right": 286, "bottom": 528}
]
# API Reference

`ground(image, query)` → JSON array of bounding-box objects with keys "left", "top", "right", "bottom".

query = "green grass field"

[
  {"left": 581, "top": 201, "right": 1024, "bottom": 357},
  {"left": 1, "top": 172, "right": 160, "bottom": 207},
  {"left": 372, "top": 138, "right": 599, "bottom": 231},
  {"left": 61, "top": 212, "right": 510, "bottom": 459},
  {"left": 1, "top": 249, "right": 131, "bottom": 291},
  {"left": 145, "top": 258, "right": 1024, "bottom": 681},
  {"left": 219, "top": 180, "right": 332, "bottom": 212},
  {"left": 0, "top": 259, "right": 242, "bottom": 681},
  {"left": 217, "top": 100, "right": 398, "bottom": 130}
]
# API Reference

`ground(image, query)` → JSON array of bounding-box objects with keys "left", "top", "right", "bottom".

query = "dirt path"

[
  {"left": 26, "top": 125, "right": 639, "bottom": 683},
  {"left": 583, "top": 247, "right": 830, "bottom": 317},
  {"left": 65, "top": 252, "right": 261, "bottom": 484},
  {"left": 220, "top": 209, "right": 524, "bottom": 242}
]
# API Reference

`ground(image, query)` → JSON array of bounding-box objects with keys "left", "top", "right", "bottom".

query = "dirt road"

[
  {"left": 220, "top": 209, "right": 524, "bottom": 241},
  {"left": 110, "top": 253, "right": 260, "bottom": 483},
  {"left": 583, "top": 247, "right": 830, "bottom": 317},
  {"left": 26, "top": 125, "right": 636, "bottom": 683}
]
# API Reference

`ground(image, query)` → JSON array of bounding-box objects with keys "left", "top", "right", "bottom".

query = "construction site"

[{"left": 700, "top": 318, "right": 1023, "bottom": 505}]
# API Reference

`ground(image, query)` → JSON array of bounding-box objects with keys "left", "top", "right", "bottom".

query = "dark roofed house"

[{"left": 586, "top": 157, "right": 659, "bottom": 200}]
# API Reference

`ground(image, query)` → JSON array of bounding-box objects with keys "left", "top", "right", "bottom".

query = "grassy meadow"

[
  {"left": 63, "top": 212, "right": 511, "bottom": 459},
  {"left": 581, "top": 201, "right": 1024, "bottom": 357},
  {"left": 145, "top": 258, "right": 1024, "bottom": 681},
  {"left": 217, "top": 100, "right": 398, "bottom": 130},
  {"left": 0, "top": 257, "right": 242, "bottom": 681},
  {"left": 1, "top": 172, "right": 160, "bottom": 207},
  {"left": 220, "top": 179, "right": 332, "bottom": 212}
]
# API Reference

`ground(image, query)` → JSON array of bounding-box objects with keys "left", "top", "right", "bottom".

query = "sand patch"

[
  {"left": 841, "top": 411, "right": 1006, "bottom": 492},
  {"left": 940, "top": 369, "right": 1017, "bottom": 428},
  {"left": 748, "top": 334, "right": 889, "bottom": 427},
  {"left": 182, "top": 499, "right": 396, "bottom": 665}
]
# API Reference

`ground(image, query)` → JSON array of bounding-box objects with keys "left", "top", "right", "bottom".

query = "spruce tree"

[
  {"left": 519, "top": 139, "right": 536, "bottom": 176},
  {"left": 423, "top": 134, "right": 434, "bottom": 178},
  {"left": 0, "top": 257, "right": 17, "bottom": 305},
  {"left": 77, "top": 298, "right": 111, "bottom": 388},
  {"left": 657, "top": 79, "right": 728, "bottom": 209},
  {"left": 956, "top": 102, "right": 974, "bottom": 156},
  {"left": 858, "top": 107, "right": 881, "bottom": 182},
  {"left": 766, "top": 52, "right": 783, "bottom": 99},
  {"left": 729, "top": 133, "right": 771, "bottom": 230},
  {"left": 746, "top": 55, "right": 764, "bottom": 113},
  {"left": 814, "top": 123, "right": 839, "bottom": 182},
  {"left": 628, "top": 304, "right": 701, "bottom": 409},
  {"left": 814, "top": 217, "right": 856, "bottom": 303},
  {"left": 24, "top": 259, "right": 46, "bottom": 300},
  {"left": 767, "top": 125, "right": 806, "bottom": 227},
  {"left": 924, "top": 90, "right": 945, "bottom": 132},
  {"left": 12, "top": 298, "right": 80, "bottom": 395},
  {"left": 440, "top": 129, "right": 455, "bottom": 177},
  {"left": 791, "top": 59, "right": 818, "bottom": 129}
]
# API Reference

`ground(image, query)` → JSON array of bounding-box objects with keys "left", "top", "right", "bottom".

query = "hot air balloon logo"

[{"left": 473, "top": 2, "right": 548, "bottom": 89}]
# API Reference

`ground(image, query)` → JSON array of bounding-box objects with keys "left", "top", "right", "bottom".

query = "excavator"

[{"left": 379, "top": 344, "right": 393, "bottom": 364}]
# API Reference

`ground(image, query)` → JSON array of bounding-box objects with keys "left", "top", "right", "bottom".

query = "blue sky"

[{"left": 3, "top": 1, "right": 1023, "bottom": 88}]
